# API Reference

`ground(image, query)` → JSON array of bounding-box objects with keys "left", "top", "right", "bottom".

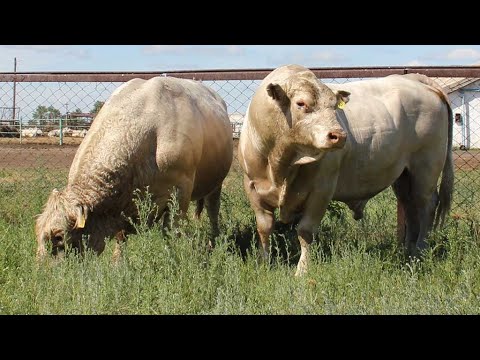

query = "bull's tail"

[
  {"left": 195, "top": 198, "right": 205, "bottom": 219},
  {"left": 403, "top": 74, "right": 454, "bottom": 229},
  {"left": 434, "top": 101, "right": 454, "bottom": 229}
]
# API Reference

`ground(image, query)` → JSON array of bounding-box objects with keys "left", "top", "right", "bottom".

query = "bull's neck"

[
  {"left": 67, "top": 169, "right": 129, "bottom": 212},
  {"left": 267, "top": 136, "right": 297, "bottom": 188}
]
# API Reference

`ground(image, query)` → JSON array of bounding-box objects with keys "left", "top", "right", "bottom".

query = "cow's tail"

[
  {"left": 434, "top": 100, "right": 454, "bottom": 229},
  {"left": 195, "top": 198, "right": 205, "bottom": 219},
  {"left": 404, "top": 74, "right": 454, "bottom": 229}
]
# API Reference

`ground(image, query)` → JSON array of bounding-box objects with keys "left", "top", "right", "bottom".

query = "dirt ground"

[
  {"left": 0, "top": 141, "right": 80, "bottom": 169},
  {"left": 0, "top": 138, "right": 478, "bottom": 171}
]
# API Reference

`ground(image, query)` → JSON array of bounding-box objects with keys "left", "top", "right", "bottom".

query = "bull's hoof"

[
  {"left": 112, "top": 251, "right": 122, "bottom": 265},
  {"left": 207, "top": 240, "right": 215, "bottom": 252},
  {"left": 36, "top": 248, "right": 47, "bottom": 262},
  {"left": 295, "top": 265, "right": 308, "bottom": 277}
]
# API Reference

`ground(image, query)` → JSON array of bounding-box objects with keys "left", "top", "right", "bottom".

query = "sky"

[
  {"left": 1, "top": 45, "right": 480, "bottom": 72},
  {"left": 2, "top": 45, "right": 480, "bottom": 122}
]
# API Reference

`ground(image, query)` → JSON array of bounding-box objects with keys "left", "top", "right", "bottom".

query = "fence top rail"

[{"left": 1, "top": 66, "right": 480, "bottom": 82}]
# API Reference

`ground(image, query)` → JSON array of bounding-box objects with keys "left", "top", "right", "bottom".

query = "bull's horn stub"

[{"left": 77, "top": 215, "right": 86, "bottom": 228}]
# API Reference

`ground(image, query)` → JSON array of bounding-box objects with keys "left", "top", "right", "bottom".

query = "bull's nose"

[{"left": 327, "top": 131, "right": 347, "bottom": 148}]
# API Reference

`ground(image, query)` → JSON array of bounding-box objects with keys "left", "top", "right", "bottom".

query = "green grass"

[{"left": 0, "top": 165, "right": 479, "bottom": 314}]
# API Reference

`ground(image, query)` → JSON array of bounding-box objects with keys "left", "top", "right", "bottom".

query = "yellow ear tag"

[
  {"left": 337, "top": 100, "right": 346, "bottom": 110},
  {"left": 77, "top": 215, "right": 85, "bottom": 229}
]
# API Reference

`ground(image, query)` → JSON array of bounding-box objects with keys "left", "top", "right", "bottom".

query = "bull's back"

[
  {"left": 69, "top": 77, "right": 232, "bottom": 196},
  {"left": 326, "top": 76, "right": 449, "bottom": 200}
]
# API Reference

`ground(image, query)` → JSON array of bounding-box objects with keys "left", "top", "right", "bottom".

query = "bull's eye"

[{"left": 53, "top": 235, "right": 63, "bottom": 243}]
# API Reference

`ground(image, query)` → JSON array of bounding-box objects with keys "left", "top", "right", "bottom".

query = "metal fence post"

[
  {"left": 59, "top": 117, "right": 63, "bottom": 146},
  {"left": 19, "top": 117, "right": 22, "bottom": 144}
]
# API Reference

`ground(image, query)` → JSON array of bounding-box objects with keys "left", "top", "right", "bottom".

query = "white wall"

[{"left": 449, "top": 79, "right": 480, "bottom": 149}]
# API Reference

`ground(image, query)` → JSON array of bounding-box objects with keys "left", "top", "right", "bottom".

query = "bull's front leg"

[
  {"left": 255, "top": 208, "right": 275, "bottom": 262},
  {"left": 295, "top": 193, "right": 333, "bottom": 277},
  {"left": 112, "top": 229, "right": 127, "bottom": 264},
  {"left": 243, "top": 175, "right": 275, "bottom": 263},
  {"left": 36, "top": 238, "right": 47, "bottom": 261}
]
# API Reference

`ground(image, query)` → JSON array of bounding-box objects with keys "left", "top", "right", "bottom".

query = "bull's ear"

[
  {"left": 74, "top": 205, "right": 88, "bottom": 229},
  {"left": 335, "top": 90, "right": 350, "bottom": 110},
  {"left": 267, "top": 83, "right": 289, "bottom": 107}
]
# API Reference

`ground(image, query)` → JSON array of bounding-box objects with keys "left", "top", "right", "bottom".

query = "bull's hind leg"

[
  {"left": 204, "top": 185, "right": 222, "bottom": 248},
  {"left": 392, "top": 169, "right": 420, "bottom": 255},
  {"left": 163, "top": 179, "right": 195, "bottom": 232},
  {"left": 409, "top": 169, "right": 441, "bottom": 255},
  {"left": 394, "top": 156, "right": 443, "bottom": 257}
]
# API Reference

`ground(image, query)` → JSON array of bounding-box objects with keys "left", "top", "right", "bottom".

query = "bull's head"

[
  {"left": 250, "top": 70, "right": 350, "bottom": 223},
  {"left": 266, "top": 71, "right": 349, "bottom": 166},
  {"left": 35, "top": 188, "right": 89, "bottom": 260}
]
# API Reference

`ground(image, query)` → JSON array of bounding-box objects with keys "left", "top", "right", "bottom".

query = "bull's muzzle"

[{"left": 327, "top": 130, "right": 347, "bottom": 149}]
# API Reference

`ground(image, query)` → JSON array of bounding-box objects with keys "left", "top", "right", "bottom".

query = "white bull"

[
  {"left": 36, "top": 76, "right": 233, "bottom": 260},
  {"left": 238, "top": 64, "right": 453, "bottom": 276}
]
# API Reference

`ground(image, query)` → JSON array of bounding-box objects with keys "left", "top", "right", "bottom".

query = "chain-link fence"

[{"left": 1, "top": 67, "right": 479, "bottom": 216}]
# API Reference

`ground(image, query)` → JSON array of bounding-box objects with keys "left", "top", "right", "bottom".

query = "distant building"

[
  {"left": 442, "top": 76, "right": 480, "bottom": 149},
  {"left": 66, "top": 112, "right": 95, "bottom": 121},
  {"left": 229, "top": 112, "right": 244, "bottom": 139},
  {"left": 65, "top": 112, "right": 95, "bottom": 129}
]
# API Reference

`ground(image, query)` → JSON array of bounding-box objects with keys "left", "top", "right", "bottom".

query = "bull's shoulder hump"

[
  {"left": 108, "top": 78, "right": 147, "bottom": 98},
  {"left": 144, "top": 77, "right": 222, "bottom": 101},
  {"left": 261, "top": 64, "right": 312, "bottom": 84}
]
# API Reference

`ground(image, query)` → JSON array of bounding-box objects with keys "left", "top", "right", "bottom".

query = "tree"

[
  {"left": 32, "top": 105, "right": 48, "bottom": 120},
  {"left": 91, "top": 101, "right": 105, "bottom": 115},
  {"left": 32, "top": 105, "right": 61, "bottom": 120}
]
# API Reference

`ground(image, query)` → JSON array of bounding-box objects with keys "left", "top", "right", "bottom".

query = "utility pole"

[{"left": 12, "top": 57, "right": 17, "bottom": 122}]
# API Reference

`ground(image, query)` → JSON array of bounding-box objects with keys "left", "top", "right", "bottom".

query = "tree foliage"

[
  {"left": 91, "top": 101, "right": 105, "bottom": 115},
  {"left": 32, "top": 105, "right": 61, "bottom": 120}
]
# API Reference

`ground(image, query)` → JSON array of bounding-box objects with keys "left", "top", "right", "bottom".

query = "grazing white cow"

[
  {"left": 71, "top": 129, "right": 88, "bottom": 138},
  {"left": 48, "top": 129, "right": 60, "bottom": 137},
  {"left": 22, "top": 127, "right": 43, "bottom": 137},
  {"left": 62, "top": 127, "right": 74, "bottom": 137},
  {"left": 36, "top": 76, "right": 233, "bottom": 259},
  {"left": 238, "top": 64, "right": 453, "bottom": 276}
]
